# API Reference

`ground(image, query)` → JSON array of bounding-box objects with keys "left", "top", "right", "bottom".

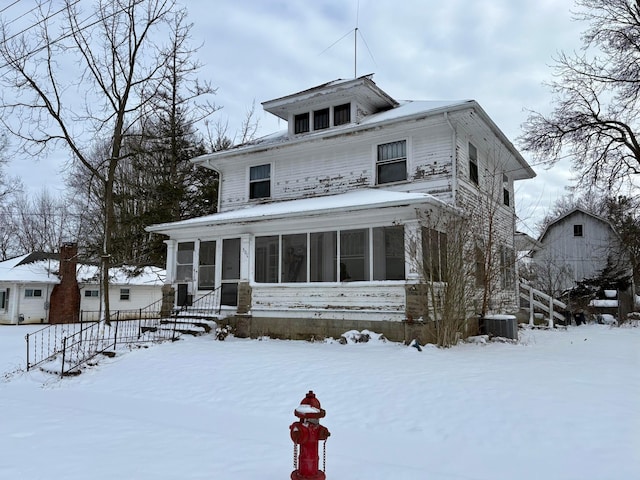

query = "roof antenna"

[{"left": 354, "top": 0, "right": 359, "bottom": 78}]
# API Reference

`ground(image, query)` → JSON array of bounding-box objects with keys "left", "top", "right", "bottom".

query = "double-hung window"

[
  {"left": 198, "top": 241, "right": 216, "bottom": 290},
  {"left": 469, "top": 143, "right": 479, "bottom": 185},
  {"left": 249, "top": 164, "right": 271, "bottom": 199},
  {"left": 176, "top": 242, "right": 194, "bottom": 282},
  {"left": 377, "top": 140, "right": 407, "bottom": 184},
  {"left": 120, "top": 288, "right": 130, "bottom": 301}
]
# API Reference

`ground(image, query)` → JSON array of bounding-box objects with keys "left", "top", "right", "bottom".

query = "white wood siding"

[
  {"left": 251, "top": 284, "right": 406, "bottom": 321},
  {"left": 217, "top": 116, "right": 455, "bottom": 212}
]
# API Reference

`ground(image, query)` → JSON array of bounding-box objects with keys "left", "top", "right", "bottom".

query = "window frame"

[
  {"left": 25, "top": 288, "right": 43, "bottom": 298},
  {"left": 333, "top": 103, "right": 351, "bottom": 126},
  {"left": 249, "top": 164, "right": 271, "bottom": 200},
  {"left": 294, "top": 112, "right": 310, "bottom": 134},
  {"left": 376, "top": 139, "right": 408, "bottom": 185},
  {"left": 469, "top": 143, "right": 479, "bottom": 185}
]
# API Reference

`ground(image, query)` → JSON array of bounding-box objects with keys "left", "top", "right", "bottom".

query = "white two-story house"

[{"left": 147, "top": 75, "right": 536, "bottom": 342}]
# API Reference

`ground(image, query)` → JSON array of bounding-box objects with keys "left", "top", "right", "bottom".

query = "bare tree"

[
  {"left": 0, "top": 0, "right": 188, "bottom": 322},
  {"left": 519, "top": 0, "right": 640, "bottom": 191}
]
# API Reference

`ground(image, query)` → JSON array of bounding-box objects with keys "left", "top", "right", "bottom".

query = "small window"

[
  {"left": 294, "top": 112, "right": 309, "bottom": 134},
  {"left": 84, "top": 290, "right": 99, "bottom": 298},
  {"left": 120, "top": 288, "right": 130, "bottom": 301},
  {"left": 0, "top": 290, "right": 6, "bottom": 310},
  {"left": 574, "top": 224, "right": 583, "bottom": 237},
  {"left": 25, "top": 289, "right": 42, "bottom": 298},
  {"left": 313, "top": 108, "right": 329, "bottom": 130},
  {"left": 377, "top": 140, "right": 407, "bottom": 184},
  {"left": 503, "top": 188, "right": 510, "bottom": 206},
  {"left": 334, "top": 103, "right": 351, "bottom": 126},
  {"left": 249, "top": 164, "right": 271, "bottom": 199},
  {"left": 469, "top": 143, "right": 479, "bottom": 185}
]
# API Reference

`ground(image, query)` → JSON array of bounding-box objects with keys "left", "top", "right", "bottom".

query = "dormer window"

[
  {"left": 334, "top": 103, "right": 351, "bottom": 126},
  {"left": 313, "top": 108, "right": 329, "bottom": 130},
  {"left": 294, "top": 113, "right": 309, "bottom": 134}
]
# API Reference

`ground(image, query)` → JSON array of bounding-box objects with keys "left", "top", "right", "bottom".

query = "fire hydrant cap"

[{"left": 294, "top": 390, "right": 326, "bottom": 419}]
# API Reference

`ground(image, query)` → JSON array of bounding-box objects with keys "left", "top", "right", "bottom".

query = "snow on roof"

[
  {"left": 147, "top": 188, "right": 445, "bottom": 232},
  {"left": 0, "top": 256, "right": 165, "bottom": 286}
]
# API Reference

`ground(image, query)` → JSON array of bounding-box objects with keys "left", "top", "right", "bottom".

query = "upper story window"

[
  {"left": 249, "top": 164, "right": 271, "bottom": 199},
  {"left": 334, "top": 103, "right": 351, "bottom": 126},
  {"left": 377, "top": 140, "right": 407, "bottom": 184},
  {"left": 294, "top": 112, "right": 310, "bottom": 134},
  {"left": 503, "top": 173, "right": 510, "bottom": 206},
  {"left": 574, "top": 224, "right": 583, "bottom": 237},
  {"left": 469, "top": 143, "right": 479, "bottom": 185},
  {"left": 313, "top": 108, "right": 330, "bottom": 130}
]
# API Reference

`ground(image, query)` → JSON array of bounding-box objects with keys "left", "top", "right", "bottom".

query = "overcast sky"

[{"left": 4, "top": 0, "right": 586, "bottom": 235}]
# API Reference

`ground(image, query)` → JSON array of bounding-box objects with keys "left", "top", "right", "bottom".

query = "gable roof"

[
  {"left": 537, "top": 207, "right": 617, "bottom": 243},
  {"left": 0, "top": 255, "right": 165, "bottom": 286}
]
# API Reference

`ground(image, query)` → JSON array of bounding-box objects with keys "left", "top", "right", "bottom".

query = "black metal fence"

[{"left": 25, "top": 290, "right": 222, "bottom": 377}]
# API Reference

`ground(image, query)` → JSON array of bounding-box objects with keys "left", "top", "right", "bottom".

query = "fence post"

[
  {"left": 25, "top": 333, "right": 30, "bottom": 371},
  {"left": 61, "top": 336, "right": 67, "bottom": 378},
  {"left": 113, "top": 313, "right": 120, "bottom": 350}
]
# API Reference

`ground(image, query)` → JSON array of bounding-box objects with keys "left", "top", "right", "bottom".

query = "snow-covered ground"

[{"left": 1, "top": 323, "right": 638, "bottom": 480}]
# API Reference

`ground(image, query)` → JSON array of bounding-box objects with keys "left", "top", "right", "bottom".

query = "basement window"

[
  {"left": 25, "top": 289, "right": 42, "bottom": 298},
  {"left": 377, "top": 140, "right": 407, "bottom": 184}
]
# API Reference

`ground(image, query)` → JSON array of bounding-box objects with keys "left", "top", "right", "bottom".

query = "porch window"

[
  {"left": 334, "top": 103, "right": 351, "bottom": 126},
  {"left": 377, "top": 140, "right": 407, "bottom": 184},
  {"left": 176, "top": 242, "right": 194, "bottom": 282},
  {"left": 421, "top": 227, "right": 447, "bottom": 282},
  {"left": 282, "top": 234, "right": 307, "bottom": 282},
  {"left": 313, "top": 108, "right": 329, "bottom": 130},
  {"left": 373, "top": 226, "right": 405, "bottom": 280},
  {"left": 198, "top": 241, "right": 216, "bottom": 290},
  {"left": 469, "top": 143, "right": 479, "bottom": 185},
  {"left": 84, "top": 290, "right": 99, "bottom": 297},
  {"left": 25, "top": 289, "right": 42, "bottom": 298},
  {"left": 249, "top": 164, "right": 271, "bottom": 199},
  {"left": 255, "top": 236, "right": 279, "bottom": 283},
  {"left": 120, "top": 288, "right": 130, "bottom": 301},
  {"left": 310, "top": 231, "right": 337, "bottom": 282},
  {"left": 340, "top": 229, "right": 370, "bottom": 281},
  {"left": 294, "top": 112, "right": 310, "bottom": 134}
]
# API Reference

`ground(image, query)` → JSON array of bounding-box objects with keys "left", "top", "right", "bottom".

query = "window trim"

[
  {"left": 376, "top": 139, "right": 408, "bottom": 185},
  {"left": 249, "top": 163, "right": 272, "bottom": 200},
  {"left": 469, "top": 142, "right": 479, "bottom": 185}
]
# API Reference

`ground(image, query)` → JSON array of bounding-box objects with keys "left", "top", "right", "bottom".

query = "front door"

[{"left": 221, "top": 238, "right": 240, "bottom": 306}]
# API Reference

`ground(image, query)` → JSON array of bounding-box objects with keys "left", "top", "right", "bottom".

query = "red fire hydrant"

[{"left": 290, "top": 390, "right": 330, "bottom": 480}]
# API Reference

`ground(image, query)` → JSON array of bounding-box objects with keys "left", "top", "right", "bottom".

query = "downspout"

[{"left": 444, "top": 112, "right": 457, "bottom": 205}]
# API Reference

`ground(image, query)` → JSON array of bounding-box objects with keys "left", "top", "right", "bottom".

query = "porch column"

[{"left": 164, "top": 239, "right": 177, "bottom": 284}]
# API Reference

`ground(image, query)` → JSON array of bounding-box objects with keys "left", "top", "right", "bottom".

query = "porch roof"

[{"left": 146, "top": 188, "right": 447, "bottom": 234}]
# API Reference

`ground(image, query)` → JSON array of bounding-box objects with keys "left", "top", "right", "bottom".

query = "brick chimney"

[{"left": 49, "top": 242, "right": 81, "bottom": 324}]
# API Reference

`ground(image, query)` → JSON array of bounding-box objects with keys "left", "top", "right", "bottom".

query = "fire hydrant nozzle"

[{"left": 290, "top": 390, "right": 330, "bottom": 480}]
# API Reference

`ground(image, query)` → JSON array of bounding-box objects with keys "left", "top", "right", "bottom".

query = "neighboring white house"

[
  {"left": 531, "top": 207, "right": 627, "bottom": 293},
  {"left": 147, "top": 74, "right": 536, "bottom": 341},
  {"left": 0, "top": 252, "right": 165, "bottom": 325}
]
